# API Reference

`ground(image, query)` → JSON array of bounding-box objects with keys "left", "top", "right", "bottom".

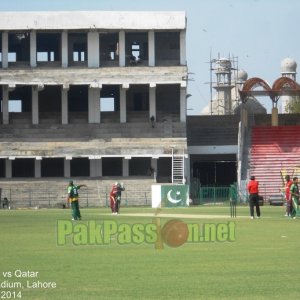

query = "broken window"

[
  {"left": 99, "top": 32, "right": 119, "bottom": 66},
  {"left": 68, "top": 33, "right": 87, "bottom": 65},
  {"left": 100, "top": 85, "right": 120, "bottom": 122},
  {"left": 73, "top": 44, "right": 85, "bottom": 61},
  {"left": 8, "top": 32, "right": 30, "bottom": 65},
  {"left": 36, "top": 32, "right": 61, "bottom": 64},
  {"left": 125, "top": 32, "right": 148, "bottom": 66},
  {"left": 7, "top": 86, "right": 32, "bottom": 114}
]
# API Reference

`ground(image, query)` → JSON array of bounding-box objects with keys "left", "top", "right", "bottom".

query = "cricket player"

[
  {"left": 110, "top": 182, "right": 125, "bottom": 214},
  {"left": 67, "top": 181, "right": 87, "bottom": 220}
]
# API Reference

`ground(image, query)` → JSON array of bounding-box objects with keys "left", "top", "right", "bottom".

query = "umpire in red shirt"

[{"left": 247, "top": 176, "right": 261, "bottom": 219}]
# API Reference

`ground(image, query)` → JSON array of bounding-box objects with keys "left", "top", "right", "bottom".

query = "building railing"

[{"left": 190, "top": 183, "right": 248, "bottom": 205}]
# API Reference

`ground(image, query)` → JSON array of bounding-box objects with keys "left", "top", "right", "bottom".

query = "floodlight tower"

[{"left": 280, "top": 57, "right": 297, "bottom": 113}]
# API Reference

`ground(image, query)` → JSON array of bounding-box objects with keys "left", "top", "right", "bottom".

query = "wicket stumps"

[{"left": 230, "top": 198, "right": 237, "bottom": 218}]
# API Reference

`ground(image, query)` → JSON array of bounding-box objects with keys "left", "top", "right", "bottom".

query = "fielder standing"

[{"left": 67, "top": 180, "right": 87, "bottom": 220}]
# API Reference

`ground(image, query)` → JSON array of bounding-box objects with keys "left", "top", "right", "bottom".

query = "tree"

[{"left": 285, "top": 96, "right": 300, "bottom": 113}]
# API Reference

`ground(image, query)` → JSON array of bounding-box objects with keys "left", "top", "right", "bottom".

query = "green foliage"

[
  {"left": 285, "top": 96, "right": 300, "bottom": 113},
  {"left": 1, "top": 207, "right": 300, "bottom": 299}
]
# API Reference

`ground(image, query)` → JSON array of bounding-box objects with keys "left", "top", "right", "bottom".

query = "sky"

[{"left": 1, "top": 0, "right": 300, "bottom": 114}]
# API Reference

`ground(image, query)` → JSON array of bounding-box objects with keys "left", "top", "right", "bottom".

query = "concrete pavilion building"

[{"left": 0, "top": 11, "right": 188, "bottom": 195}]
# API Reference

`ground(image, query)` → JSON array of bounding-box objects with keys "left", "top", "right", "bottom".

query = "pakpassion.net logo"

[{"left": 57, "top": 218, "right": 236, "bottom": 249}]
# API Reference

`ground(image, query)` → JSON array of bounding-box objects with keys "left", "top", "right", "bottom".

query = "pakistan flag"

[{"left": 162, "top": 185, "right": 189, "bottom": 207}]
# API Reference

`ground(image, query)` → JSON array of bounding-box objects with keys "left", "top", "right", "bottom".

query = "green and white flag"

[{"left": 161, "top": 185, "right": 189, "bottom": 207}]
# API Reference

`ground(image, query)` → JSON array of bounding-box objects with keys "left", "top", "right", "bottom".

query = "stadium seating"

[{"left": 250, "top": 126, "right": 300, "bottom": 201}]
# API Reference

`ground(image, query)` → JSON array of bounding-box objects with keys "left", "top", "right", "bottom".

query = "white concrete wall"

[{"left": 0, "top": 11, "right": 186, "bottom": 30}]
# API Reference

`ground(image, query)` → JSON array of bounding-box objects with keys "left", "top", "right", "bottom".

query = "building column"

[
  {"left": 5, "top": 159, "right": 12, "bottom": 178},
  {"left": 30, "top": 31, "right": 37, "bottom": 67},
  {"left": 241, "top": 108, "right": 248, "bottom": 128},
  {"left": 88, "top": 31, "right": 100, "bottom": 68},
  {"left": 64, "top": 158, "right": 71, "bottom": 178},
  {"left": 151, "top": 157, "right": 158, "bottom": 181},
  {"left": 180, "top": 85, "right": 187, "bottom": 123},
  {"left": 2, "top": 32, "right": 8, "bottom": 68},
  {"left": 185, "top": 155, "right": 190, "bottom": 185},
  {"left": 35, "top": 158, "right": 42, "bottom": 178},
  {"left": 123, "top": 158, "right": 129, "bottom": 177},
  {"left": 90, "top": 158, "right": 102, "bottom": 177},
  {"left": 61, "top": 85, "right": 69, "bottom": 124},
  {"left": 88, "top": 85, "right": 101, "bottom": 123},
  {"left": 119, "top": 31, "right": 126, "bottom": 67},
  {"left": 148, "top": 31, "right": 155, "bottom": 67},
  {"left": 120, "top": 84, "right": 128, "bottom": 123},
  {"left": 180, "top": 30, "right": 186, "bottom": 66},
  {"left": 32, "top": 85, "right": 42, "bottom": 125},
  {"left": 61, "top": 30, "right": 68, "bottom": 68},
  {"left": 149, "top": 84, "right": 156, "bottom": 121},
  {"left": 2, "top": 85, "right": 9, "bottom": 125},
  {"left": 272, "top": 107, "right": 279, "bottom": 126}
]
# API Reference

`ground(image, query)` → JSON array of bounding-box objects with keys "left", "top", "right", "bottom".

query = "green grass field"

[{"left": 1, "top": 205, "right": 300, "bottom": 300}]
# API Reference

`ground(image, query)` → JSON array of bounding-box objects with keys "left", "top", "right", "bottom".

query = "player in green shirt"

[
  {"left": 290, "top": 177, "right": 299, "bottom": 218},
  {"left": 67, "top": 181, "right": 87, "bottom": 220}
]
